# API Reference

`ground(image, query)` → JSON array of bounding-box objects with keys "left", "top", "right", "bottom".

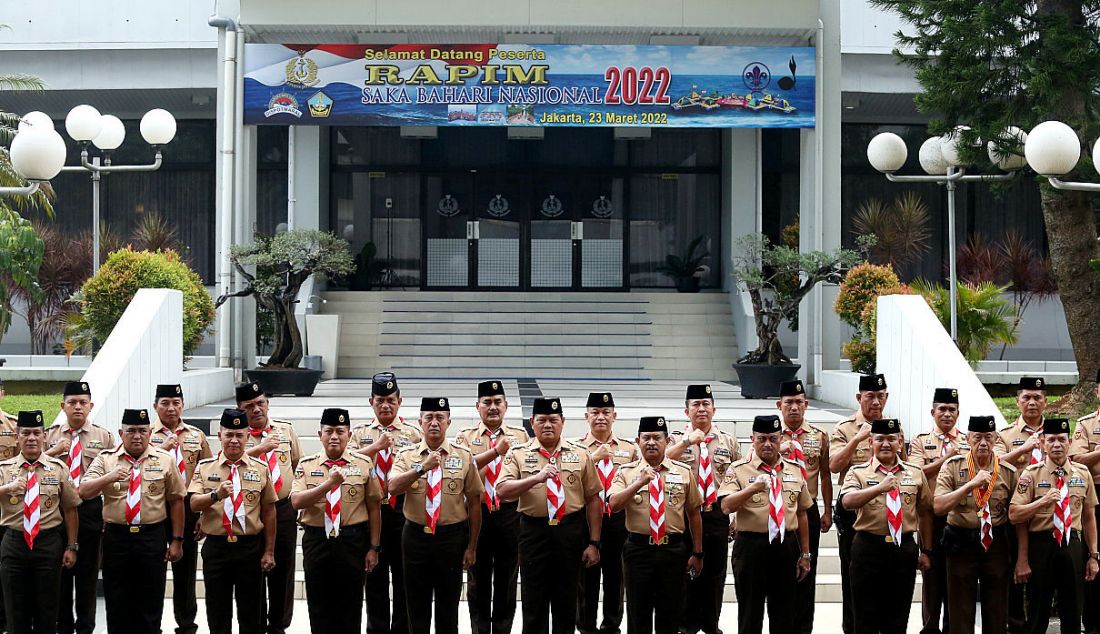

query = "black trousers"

[
  {"left": 102, "top": 523, "right": 168, "bottom": 634},
  {"left": 169, "top": 508, "right": 201, "bottom": 634},
  {"left": 202, "top": 534, "right": 265, "bottom": 634},
  {"left": 467, "top": 501, "right": 520, "bottom": 634},
  {"left": 1007, "top": 524, "right": 1026, "bottom": 633},
  {"left": 1026, "top": 530, "right": 1086, "bottom": 634},
  {"left": 261, "top": 497, "right": 296, "bottom": 634},
  {"left": 367, "top": 500, "right": 409, "bottom": 634},
  {"left": 921, "top": 515, "right": 950, "bottom": 634},
  {"left": 302, "top": 524, "right": 369, "bottom": 634},
  {"left": 519, "top": 512, "right": 586, "bottom": 634},
  {"left": 1084, "top": 505, "right": 1100, "bottom": 633},
  {"left": 834, "top": 498, "right": 857, "bottom": 634},
  {"left": 577, "top": 510, "right": 627, "bottom": 634},
  {"left": 402, "top": 521, "right": 467, "bottom": 634},
  {"left": 851, "top": 531, "right": 919, "bottom": 634},
  {"left": 943, "top": 524, "right": 1011, "bottom": 634},
  {"left": 57, "top": 497, "right": 101, "bottom": 634},
  {"left": 622, "top": 535, "right": 688, "bottom": 634},
  {"left": 732, "top": 531, "right": 798, "bottom": 634},
  {"left": 681, "top": 506, "right": 728, "bottom": 634},
  {"left": 793, "top": 504, "right": 821, "bottom": 634},
  {"left": 1, "top": 526, "right": 64, "bottom": 634}
]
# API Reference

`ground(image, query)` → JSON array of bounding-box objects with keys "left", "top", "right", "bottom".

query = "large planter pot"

[
  {"left": 676, "top": 277, "right": 701, "bottom": 293},
  {"left": 244, "top": 367, "right": 324, "bottom": 397},
  {"left": 731, "top": 362, "right": 801, "bottom": 399}
]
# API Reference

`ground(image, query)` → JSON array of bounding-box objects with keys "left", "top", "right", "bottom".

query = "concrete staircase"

[{"left": 321, "top": 291, "right": 739, "bottom": 381}]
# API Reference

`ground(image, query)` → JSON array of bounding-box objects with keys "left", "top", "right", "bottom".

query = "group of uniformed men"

[{"left": 0, "top": 368, "right": 1098, "bottom": 634}]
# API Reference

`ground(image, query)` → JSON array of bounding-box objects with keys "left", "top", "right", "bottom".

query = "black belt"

[
  {"left": 945, "top": 523, "right": 1011, "bottom": 540},
  {"left": 736, "top": 530, "right": 797, "bottom": 540},
  {"left": 856, "top": 530, "right": 915, "bottom": 544},
  {"left": 1030, "top": 529, "right": 1082, "bottom": 545},
  {"left": 302, "top": 523, "right": 369, "bottom": 538},
  {"left": 105, "top": 522, "right": 165, "bottom": 535},
  {"left": 484, "top": 501, "right": 518, "bottom": 512},
  {"left": 5, "top": 526, "right": 61, "bottom": 538},
  {"left": 205, "top": 533, "right": 261, "bottom": 544},
  {"left": 275, "top": 496, "right": 293, "bottom": 508},
  {"left": 405, "top": 521, "right": 467, "bottom": 536},
  {"left": 521, "top": 511, "right": 582, "bottom": 526},
  {"left": 626, "top": 532, "right": 685, "bottom": 546}
]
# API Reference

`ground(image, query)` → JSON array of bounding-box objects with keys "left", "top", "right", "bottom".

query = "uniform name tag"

[
  {"left": 145, "top": 466, "right": 163, "bottom": 473},
  {"left": 1012, "top": 439, "right": 1025, "bottom": 446},
  {"left": 42, "top": 477, "right": 60, "bottom": 486},
  {"left": 396, "top": 437, "right": 413, "bottom": 447},
  {"left": 363, "top": 438, "right": 374, "bottom": 445},
  {"left": 0, "top": 431, "right": 14, "bottom": 437},
  {"left": 901, "top": 479, "right": 916, "bottom": 486},
  {"left": 242, "top": 471, "right": 261, "bottom": 482},
  {"left": 614, "top": 450, "right": 632, "bottom": 458},
  {"left": 924, "top": 444, "right": 937, "bottom": 450},
  {"left": 472, "top": 439, "right": 483, "bottom": 446},
  {"left": 782, "top": 475, "right": 796, "bottom": 482},
  {"left": 311, "top": 471, "right": 326, "bottom": 477},
  {"left": 1038, "top": 481, "right": 1051, "bottom": 488},
  {"left": 1093, "top": 428, "right": 1100, "bottom": 435},
  {"left": 715, "top": 448, "right": 731, "bottom": 457},
  {"left": 665, "top": 473, "right": 683, "bottom": 484},
  {"left": 208, "top": 475, "right": 222, "bottom": 482},
  {"left": 524, "top": 455, "right": 539, "bottom": 464},
  {"left": 444, "top": 457, "right": 463, "bottom": 470},
  {"left": 867, "top": 480, "right": 879, "bottom": 486}
]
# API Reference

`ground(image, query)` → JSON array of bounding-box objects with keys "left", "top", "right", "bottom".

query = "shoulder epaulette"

[
  {"left": 246, "top": 456, "right": 268, "bottom": 469},
  {"left": 998, "top": 425, "right": 1016, "bottom": 433},
  {"left": 943, "top": 454, "right": 966, "bottom": 465},
  {"left": 1078, "top": 412, "right": 1098, "bottom": 423},
  {"left": 1000, "top": 461, "right": 1018, "bottom": 473},
  {"left": 669, "top": 459, "right": 693, "bottom": 471},
  {"left": 196, "top": 457, "right": 217, "bottom": 466},
  {"left": 300, "top": 452, "right": 322, "bottom": 463},
  {"left": 728, "top": 457, "right": 750, "bottom": 469}
]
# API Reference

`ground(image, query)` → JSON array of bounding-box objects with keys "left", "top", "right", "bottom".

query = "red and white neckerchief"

[
  {"left": 159, "top": 426, "right": 187, "bottom": 477},
  {"left": 880, "top": 463, "right": 904, "bottom": 546},
  {"left": 22, "top": 462, "right": 39, "bottom": 550},
  {"left": 761, "top": 463, "right": 785, "bottom": 543},
  {"left": 649, "top": 469, "right": 665, "bottom": 544},
  {"left": 1053, "top": 467, "right": 1072, "bottom": 546},
  {"left": 693, "top": 427, "right": 718, "bottom": 508},
  {"left": 1027, "top": 424, "right": 1043, "bottom": 465},
  {"left": 323, "top": 458, "right": 347, "bottom": 538},
  {"left": 539, "top": 448, "right": 565, "bottom": 524},
  {"left": 483, "top": 428, "right": 503, "bottom": 510},
  {"left": 123, "top": 454, "right": 144, "bottom": 525},
  {"left": 372, "top": 419, "right": 404, "bottom": 509},
  {"left": 66, "top": 427, "right": 83, "bottom": 488},
  {"left": 593, "top": 437, "right": 617, "bottom": 515},
  {"left": 249, "top": 427, "right": 282, "bottom": 495},
  {"left": 424, "top": 453, "right": 444, "bottom": 534},
  {"left": 222, "top": 460, "right": 246, "bottom": 538},
  {"left": 784, "top": 427, "right": 808, "bottom": 481},
  {"left": 938, "top": 430, "right": 958, "bottom": 458}
]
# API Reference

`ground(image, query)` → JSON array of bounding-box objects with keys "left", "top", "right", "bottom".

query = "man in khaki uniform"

[
  {"left": 1010, "top": 417, "right": 1099, "bottom": 634},
  {"left": 0, "top": 380, "right": 19, "bottom": 460},
  {"left": 719, "top": 415, "right": 813, "bottom": 634},
  {"left": 665, "top": 384, "right": 740, "bottom": 634},
  {"left": 1070, "top": 368, "right": 1100, "bottom": 632},
  {"left": 0, "top": 410, "right": 80, "bottom": 634},
  {"left": 389, "top": 397, "right": 483, "bottom": 634},
  {"left": 80, "top": 407, "right": 187, "bottom": 634},
  {"left": 150, "top": 383, "right": 211, "bottom": 634},
  {"left": 236, "top": 381, "right": 302, "bottom": 634},
  {"left": 934, "top": 415, "right": 1017, "bottom": 634},
  {"left": 609, "top": 415, "right": 703, "bottom": 634},
  {"left": 828, "top": 373, "right": 892, "bottom": 634},
  {"left": 909, "top": 387, "right": 966, "bottom": 634},
  {"left": 572, "top": 391, "right": 637, "bottom": 634},
  {"left": 996, "top": 377, "right": 1049, "bottom": 469},
  {"left": 291, "top": 407, "right": 382, "bottom": 634},
  {"left": 189, "top": 409, "right": 277, "bottom": 634},
  {"left": 46, "top": 381, "right": 114, "bottom": 634},
  {"left": 350, "top": 372, "right": 422, "bottom": 634},
  {"left": 841, "top": 418, "right": 935, "bottom": 634},
  {"left": 774, "top": 379, "right": 830, "bottom": 633},
  {"left": 453, "top": 380, "right": 529, "bottom": 634},
  {"left": 497, "top": 396, "right": 603, "bottom": 634}
]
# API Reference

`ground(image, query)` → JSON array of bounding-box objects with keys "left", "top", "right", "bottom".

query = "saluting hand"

[
  {"left": 422, "top": 451, "right": 442, "bottom": 472},
  {"left": 112, "top": 465, "right": 130, "bottom": 482},
  {"left": 53, "top": 438, "right": 71, "bottom": 455},
  {"left": 328, "top": 467, "right": 347, "bottom": 487},
  {"left": 539, "top": 464, "right": 559, "bottom": 483},
  {"left": 1023, "top": 434, "right": 1041, "bottom": 452},
  {"left": 854, "top": 423, "right": 872, "bottom": 443},
  {"left": 591, "top": 444, "right": 611, "bottom": 463},
  {"left": 494, "top": 436, "right": 511, "bottom": 456},
  {"left": 687, "top": 430, "right": 706, "bottom": 446},
  {"left": 878, "top": 473, "right": 898, "bottom": 493},
  {"left": 779, "top": 441, "right": 791, "bottom": 455},
  {"left": 374, "top": 433, "right": 393, "bottom": 452},
  {"left": 1039, "top": 489, "right": 1062, "bottom": 509},
  {"left": 6, "top": 476, "right": 26, "bottom": 497},
  {"left": 160, "top": 435, "right": 179, "bottom": 451},
  {"left": 942, "top": 445, "right": 958, "bottom": 460},
  {"left": 968, "top": 470, "right": 992, "bottom": 490},
  {"left": 749, "top": 477, "right": 770, "bottom": 494},
  {"left": 256, "top": 435, "right": 280, "bottom": 454},
  {"left": 634, "top": 467, "right": 656, "bottom": 487},
  {"left": 216, "top": 479, "right": 234, "bottom": 500}
]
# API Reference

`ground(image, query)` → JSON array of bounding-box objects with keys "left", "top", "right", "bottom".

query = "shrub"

[
  {"left": 910, "top": 279, "right": 1018, "bottom": 364},
  {"left": 835, "top": 263, "right": 900, "bottom": 329},
  {"left": 69, "top": 248, "right": 214, "bottom": 357},
  {"left": 842, "top": 339, "right": 877, "bottom": 375}
]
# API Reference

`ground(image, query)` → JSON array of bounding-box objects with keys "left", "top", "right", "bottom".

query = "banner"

[{"left": 244, "top": 44, "right": 815, "bottom": 128}]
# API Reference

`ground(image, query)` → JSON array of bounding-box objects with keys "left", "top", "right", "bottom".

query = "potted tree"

[
  {"left": 657, "top": 235, "right": 710, "bottom": 292},
  {"left": 217, "top": 229, "right": 354, "bottom": 396},
  {"left": 730, "top": 233, "right": 867, "bottom": 398}
]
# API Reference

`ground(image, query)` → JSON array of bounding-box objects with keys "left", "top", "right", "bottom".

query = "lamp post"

[
  {"left": 1024, "top": 120, "right": 1100, "bottom": 193},
  {"left": 866, "top": 127, "right": 1025, "bottom": 341},
  {"left": 57, "top": 105, "right": 177, "bottom": 274},
  {"left": 0, "top": 115, "right": 67, "bottom": 196}
]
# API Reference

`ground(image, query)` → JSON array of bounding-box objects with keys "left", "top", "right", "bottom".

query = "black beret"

[
  {"left": 752, "top": 415, "right": 782, "bottom": 434},
  {"left": 638, "top": 416, "right": 667, "bottom": 434},
  {"left": 372, "top": 372, "right": 399, "bottom": 396},
  {"left": 1043, "top": 418, "right": 1070, "bottom": 435},
  {"left": 932, "top": 388, "right": 959, "bottom": 404},
  {"left": 121, "top": 409, "right": 150, "bottom": 426},
  {"left": 17, "top": 411, "right": 44, "bottom": 428},
  {"left": 1019, "top": 377, "right": 1045, "bottom": 391},
  {"left": 235, "top": 382, "right": 264, "bottom": 403},
  {"left": 478, "top": 380, "right": 505, "bottom": 398},
  {"left": 967, "top": 416, "right": 996, "bottom": 433},
  {"left": 155, "top": 384, "right": 183, "bottom": 400},
  {"left": 62, "top": 381, "right": 91, "bottom": 397},
  {"left": 858, "top": 374, "right": 887, "bottom": 392},
  {"left": 532, "top": 397, "right": 562, "bottom": 416},
  {"left": 421, "top": 397, "right": 450, "bottom": 412},
  {"left": 586, "top": 392, "right": 615, "bottom": 408},
  {"left": 779, "top": 380, "right": 805, "bottom": 397},
  {"left": 220, "top": 408, "right": 248, "bottom": 430},
  {"left": 685, "top": 384, "right": 713, "bottom": 401},
  {"left": 320, "top": 408, "right": 350, "bottom": 427},
  {"left": 870, "top": 418, "right": 901, "bottom": 434}
]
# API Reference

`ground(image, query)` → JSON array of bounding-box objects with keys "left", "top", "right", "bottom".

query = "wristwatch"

[
  {"left": 920, "top": 547, "right": 935, "bottom": 556},
  {"left": 1091, "top": 552, "right": 1100, "bottom": 561},
  {"left": 588, "top": 539, "right": 602, "bottom": 550},
  {"left": 171, "top": 535, "right": 185, "bottom": 542},
  {"left": 210, "top": 490, "right": 219, "bottom": 503},
  {"left": 800, "top": 552, "right": 812, "bottom": 561},
  {"left": 370, "top": 544, "right": 383, "bottom": 553},
  {"left": 66, "top": 543, "right": 79, "bottom": 552},
  {"left": 413, "top": 463, "right": 424, "bottom": 474},
  {"left": 692, "top": 551, "right": 705, "bottom": 559}
]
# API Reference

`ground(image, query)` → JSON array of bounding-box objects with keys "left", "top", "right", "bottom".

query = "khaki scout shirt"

[
  {"left": 348, "top": 418, "right": 423, "bottom": 453},
  {"left": 0, "top": 413, "right": 18, "bottom": 461},
  {"left": 718, "top": 457, "right": 813, "bottom": 533},
  {"left": 610, "top": 459, "right": 702, "bottom": 535},
  {"left": 150, "top": 422, "right": 212, "bottom": 485},
  {"left": 47, "top": 422, "right": 115, "bottom": 474},
  {"left": 0, "top": 453, "right": 81, "bottom": 530},
  {"left": 292, "top": 451, "right": 382, "bottom": 528},
  {"left": 669, "top": 425, "right": 742, "bottom": 481},
  {"left": 242, "top": 420, "right": 301, "bottom": 501},
  {"left": 570, "top": 433, "right": 639, "bottom": 467},
  {"left": 933, "top": 454, "right": 1018, "bottom": 528},
  {"left": 188, "top": 455, "right": 277, "bottom": 536},
  {"left": 1010, "top": 458, "right": 1098, "bottom": 532},
  {"left": 829, "top": 413, "right": 872, "bottom": 479},
  {"left": 454, "top": 423, "right": 530, "bottom": 452},
  {"left": 840, "top": 458, "right": 933, "bottom": 534},
  {"left": 1069, "top": 411, "right": 1100, "bottom": 483},
  {"left": 780, "top": 423, "right": 829, "bottom": 500},
  {"left": 909, "top": 427, "right": 969, "bottom": 474},
  {"left": 994, "top": 417, "right": 1045, "bottom": 469},
  {"left": 393, "top": 441, "right": 484, "bottom": 527},
  {"left": 498, "top": 439, "right": 603, "bottom": 517},
  {"left": 86, "top": 446, "right": 187, "bottom": 525}
]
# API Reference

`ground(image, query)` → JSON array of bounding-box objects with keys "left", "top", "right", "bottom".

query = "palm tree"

[{"left": 911, "top": 279, "right": 1018, "bottom": 364}]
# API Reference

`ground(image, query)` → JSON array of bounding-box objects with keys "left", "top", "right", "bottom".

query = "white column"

[
  {"left": 288, "top": 125, "right": 323, "bottom": 231},
  {"left": 724, "top": 128, "right": 762, "bottom": 358}
]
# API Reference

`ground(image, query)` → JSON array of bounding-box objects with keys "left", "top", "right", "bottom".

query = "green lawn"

[
  {"left": 0, "top": 395, "right": 61, "bottom": 421},
  {"left": 992, "top": 395, "right": 1097, "bottom": 423}
]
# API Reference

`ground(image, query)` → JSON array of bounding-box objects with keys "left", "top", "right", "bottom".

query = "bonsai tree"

[
  {"left": 657, "top": 234, "right": 710, "bottom": 291},
  {"left": 732, "top": 234, "right": 867, "bottom": 365},
  {"left": 217, "top": 229, "right": 354, "bottom": 369}
]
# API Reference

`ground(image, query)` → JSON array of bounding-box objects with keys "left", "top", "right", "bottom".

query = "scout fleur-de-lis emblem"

[
  {"left": 285, "top": 52, "right": 319, "bottom": 88},
  {"left": 487, "top": 194, "right": 511, "bottom": 218},
  {"left": 742, "top": 62, "right": 771, "bottom": 92}
]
